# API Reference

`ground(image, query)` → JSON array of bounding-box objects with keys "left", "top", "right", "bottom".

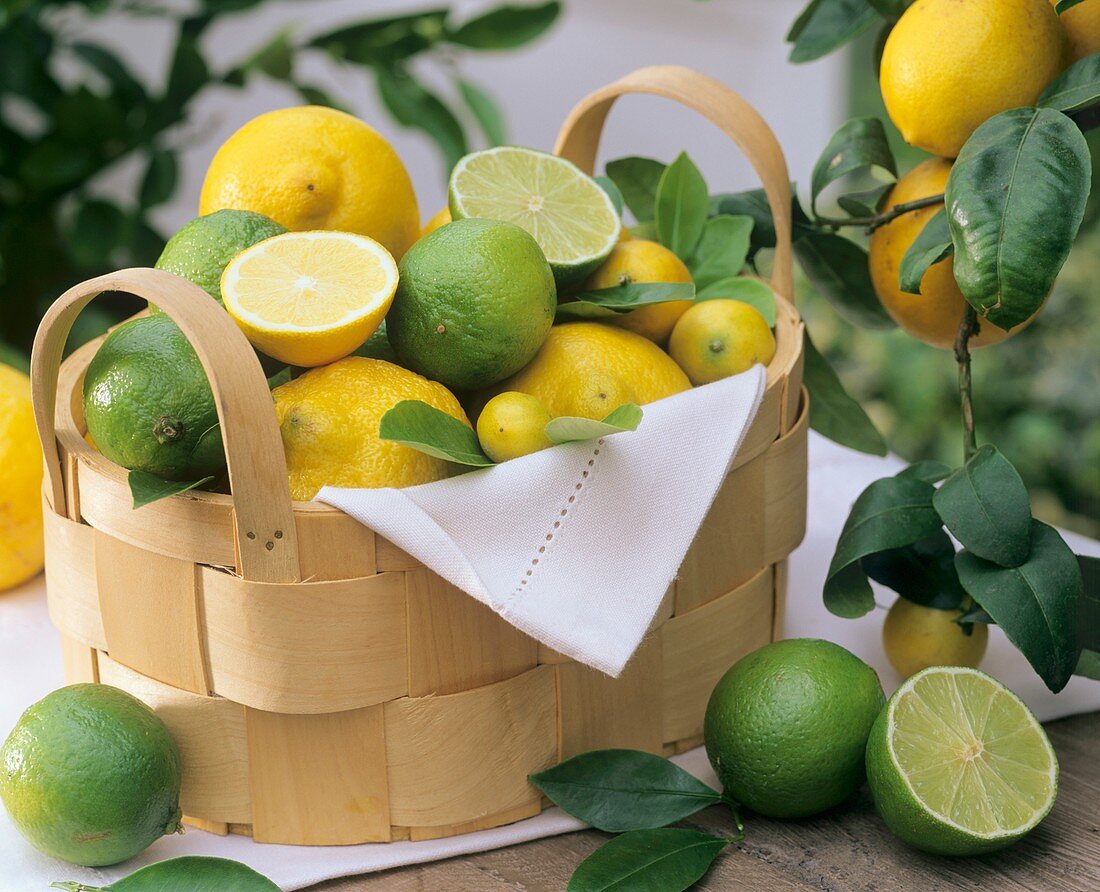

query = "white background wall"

[{"left": 77, "top": 0, "right": 847, "bottom": 233}]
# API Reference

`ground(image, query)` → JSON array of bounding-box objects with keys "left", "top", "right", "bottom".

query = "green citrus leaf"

[
  {"left": 896, "top": 460, "right": 953, "bottom": 484},
  {"left": 946, "top": 107, "right": 1091, "bottom": 331},
  {"left": 687, "top": 214, "right": 753, "bottom": 289},
  {"left": 379, "top": 399, "right": 493, "bottom": 467},
  {"left": 956, "top": 520, "right": 1082, "bottom": 693},
  {"left": 1056, "top": 0, "right": 1086, "bottom": 12},
  {"left": 308, "top": 9, "right": 448, "bottom": 64},
  {"left": 933, "top": 444, "right": 1032, "bottom": 568},
  {"left": 605, "top": 156, "right": 666, "bottom": 223},
  {"left": 567, "top": 828, "right": 728, "bottom": 892},
  {"left": 458, "top": 78, "right": 506, "bottom": 147},
  {"left": 811, "top": 116, "right": 896, "bottom": 212},
  {"left": 825, "top": 475, "right": 942, "bottom": 618},
  {"left": 837, "top": 182, "right": 892, "bottom": 217},
  {"left": 51, "top": 855, "right": 280, "bottom": 891},
  {"left": 447, "top": 0, "right": 561, "bottom": 49},
  {"left": 696, "top": 277, "right": 776, "bottom": 326},
  {"left": 898, "top": 207, "right": 953, "bottom": 295},
  {"left": 862, "top": 529, "right": 965, "bottom": 610},
  {"left": 555, "top": 283, "right": 696, "bottom": 322},
  {"left": 139, "top": 149, "right": 178, "bottom": 210},
  {"left": 803, "top": 333, "right": 888, "bottom": 457},
  {"left": 129, "top": 471, "right": 215, "bottom": 509},
  {"left": 709, "top": 188, "right": 780, "bottom": 252},
  {"left": 787, "top": 0, "right": 879, "bottom": 64},
  {"left": 529, "top": 749, "right": 721, "bottom": 832},
  {"left": 1077, "top": 555, "right": 1100, "bottom": 652},
  {"left": 544, "top": 404, "right": 642, "bottom": 445},
  {"left": 1038, "top": 52, "right": 1100, "bottom": 112},
  {"left": 1076, "top": 649, "right": 1100, "bottom": 680},
  {"left": 594, "top": 175, "right": 625, "bottom": 217},
  {"left": 655, "top": 152, "right": 710, "bottom": 260},
  {"left": 375, "top": 64, "right": 467, "bottom": 170},
  {"left": 794, "top": 228, "right": 896, "bottom": 330}
]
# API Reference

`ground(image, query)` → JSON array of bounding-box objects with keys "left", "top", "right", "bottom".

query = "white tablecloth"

[{"left": 2, "top": 433, "right": 1097, "bottom": 891}]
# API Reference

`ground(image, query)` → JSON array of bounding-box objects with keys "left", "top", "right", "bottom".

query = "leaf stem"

[
  {"left": 954, "top": 304, "right": 980, "bottom": 462},
  {"left": 815, "top": 193, "right": 945, "bottom": 233}
]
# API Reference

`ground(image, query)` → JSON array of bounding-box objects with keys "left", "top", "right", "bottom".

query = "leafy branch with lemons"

[{"left": 777, "top": 0, "right": 1099, "bottom": 694}]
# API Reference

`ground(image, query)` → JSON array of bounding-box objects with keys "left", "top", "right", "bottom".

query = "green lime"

[
  {"left": 448, "top": 146, "right": 620, "bottom": 287},
  {"left": 352, "top": 318, "right": 398, "bottom": 364},
  {"left": 387, "top": 218, "right": 556, "bottom": 391},
  {"left": 0, "top": 684, "right": 182, "bottom": 866},
  {"left": 83, "top": 313, "right": 225, "bottom": 481},
  {"left": 866, "top": 666, "right": 1058, "bottom": 856},
  {"left": 704, "top": 638, "right": 885, "bottom": 819},
  {"left": 154, "top": 208, "right": 285, "bottom": 305}
]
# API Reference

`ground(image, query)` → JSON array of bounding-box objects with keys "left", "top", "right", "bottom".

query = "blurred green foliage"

[
  {"left": 800, "top": 33, "right": 1099, "bottom": 536},
  {"left": 0, "top": 0, "right": 560, "bottom": 358}
]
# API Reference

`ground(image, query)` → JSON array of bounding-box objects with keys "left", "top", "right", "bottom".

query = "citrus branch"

[
  {"left": 953, "top": 303, "right": 980, "bottom": 462},
  {"left": 815, "top": 193, "right": 945, "bottom": 233}
]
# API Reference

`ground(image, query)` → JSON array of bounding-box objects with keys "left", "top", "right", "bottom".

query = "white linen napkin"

[{"left": 316, "top": 366, "right": 767, "bottom": 677}]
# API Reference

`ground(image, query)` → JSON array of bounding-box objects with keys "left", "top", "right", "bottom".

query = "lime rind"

[
  {"left": 448, "top": 146, "right": 620, "bottom": 286},
  {"left": 879, "top": 666, "right": 1057, "bottom": 849}
]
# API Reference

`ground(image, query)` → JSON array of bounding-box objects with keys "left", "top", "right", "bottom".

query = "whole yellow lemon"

[
  {"left": 272, "top": 357, "right": 467, "bottom": 501},
  {"left": 200, "top": 106, "right": 419, "bottom": 260},
  {"left": 869, "top": 159, "right": 1034, "bottom": 349},
  {"left": 582, "top": 240, "right": 694, "bottom": 345},
  {"left": 1053, "top": 0, "right": 1100, "bottom": 61},
  {"left": 668, "top": 299, "right": 776, "bottom": 385},
  {"left": 0, "top": 364, "right": 44, "bottom": 591},
  {"left": 882, "top": 598, "right": 989, "bottom": 679},
  {"left": 881, "top": 0, "right": 1065, "bottom": 157},
  {"left": 485, "top": 323, "right": 690, "bottom": 420},
  {"left": 476, "top": 392, "right": 554, "bottom": 463}
]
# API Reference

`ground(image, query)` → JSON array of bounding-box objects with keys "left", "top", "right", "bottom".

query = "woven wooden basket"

[{"left": 31, "top": 66, "right": 807, "bottom": 846}]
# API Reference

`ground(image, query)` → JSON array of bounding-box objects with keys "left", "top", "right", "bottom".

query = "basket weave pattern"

[{"left": 33, "top": 66, "right": 807, "bottom": 845}]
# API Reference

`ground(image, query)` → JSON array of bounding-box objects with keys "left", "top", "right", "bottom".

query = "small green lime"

[
  {"left": 83, "top": 313, "right": 224, "bottom": 481},
  {"left": 703, "top": 638, "right": 885, "bottom": 819},
  {"left": 866, "top": 666, "right": 1058, "bottom": 856},
  {"left": 387, "top": 218, "right": 556, "bottom": 391},
  {"left": 154, "top": 208, "right": 285, "bottom": 305},
  {"left": 0, "top": 684, "right": 182, "bottom": 866}
]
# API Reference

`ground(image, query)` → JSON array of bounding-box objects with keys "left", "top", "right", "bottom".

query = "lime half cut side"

[
  {"left": 448, "top": 146, "right": 620, "bottom": 287},
  {"left": 866, "top": 666, "right": 1058, "bottom": 856}
]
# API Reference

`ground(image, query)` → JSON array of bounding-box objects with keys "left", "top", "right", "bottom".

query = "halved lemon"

[
  {"left": 221, "top": 231, "right": 398, "bottom": 367},
  {"left": 448, "top": 146, "right": 620, "bottom": 287}
]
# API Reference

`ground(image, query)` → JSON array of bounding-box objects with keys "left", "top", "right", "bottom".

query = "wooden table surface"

[{"left": 310, "top": 711, "right": 1099, "bottom": 892}]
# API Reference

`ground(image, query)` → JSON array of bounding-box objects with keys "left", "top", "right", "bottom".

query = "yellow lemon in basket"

[
  {"left": 199, "top": 106, "right": 419, "bottom": 259},
  {"left": 1053, "top": 0, "right": 1100, "bottom": 61},
  {"left": 477, "top": 392, "right": 554, "bottom": 463},
  {"left": 483, "top": 322, "right": 690, "bottom": 420},
  {"left": 880, "top": 0, "right": 1065, "bottom": 157},
  {"left": 869, "top": 159, "right": 1033, "bottom": 350},
  {"left": 421, "top": 206, "right": 451, "bottom": 237},
  {"left": 669, "top": 299, "right": 776, "bottom": 386},
  {"left": 221, "top": 231, "right": 398, "bottom": 367},
  {"left": 882, "top": 597, "right": 989, "bottom": 679},
  {"left": 581, "top": 240, "right": 694, "bottom": 345},
  {"left": 0, "top": 363, "right": 44, "bottom": 591},
  {"left": 272, "top": 357, "right": 469, "bottom": 501}
]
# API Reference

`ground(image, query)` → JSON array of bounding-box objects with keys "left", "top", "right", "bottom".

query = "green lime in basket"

[
  {"left": 866, "top": 666, "right": 1058, "bottom": 856},
  {"left": 0, "top": 684, "right": 182, "bottom": 866},
  {"left": 448, "top": 146, "right": 620, "bottom": 287}
]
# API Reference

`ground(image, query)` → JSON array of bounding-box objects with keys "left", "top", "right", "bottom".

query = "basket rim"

[{"left": 54, "top": 293, "right": 803, "bottom": 516}]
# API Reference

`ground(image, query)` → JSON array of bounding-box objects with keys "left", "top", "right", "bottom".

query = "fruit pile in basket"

[{"left": 81, "top": 106, "right": 779, "bottom": 505}]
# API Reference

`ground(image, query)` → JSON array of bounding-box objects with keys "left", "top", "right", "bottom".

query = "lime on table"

[
  {"left": 866, "top": 666, "right": 1058, "bottom": 856},
  {"left": 448, "top": 146, "right": 620, "bottom": 287},
  {"left": 221, "top": 230, "right": 398, "bottom": 367},
  {"left": 0, "top": 684, "right": 182, "bottom": 866}
]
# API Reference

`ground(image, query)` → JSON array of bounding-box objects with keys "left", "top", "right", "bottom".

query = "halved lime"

[
  {"left": 866, "top": 666, "right": 1058, "bottom": 856},
  {"left": 448, "top": 146, "right": 620, "bottom": 287}
]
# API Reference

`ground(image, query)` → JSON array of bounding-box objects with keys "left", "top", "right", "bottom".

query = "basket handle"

[
  {"left": 554, "top": 65, "right": 795, "bottom": 300},
  {"left": 31, "top": 268, "right": 301, "bottom": 583}
]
